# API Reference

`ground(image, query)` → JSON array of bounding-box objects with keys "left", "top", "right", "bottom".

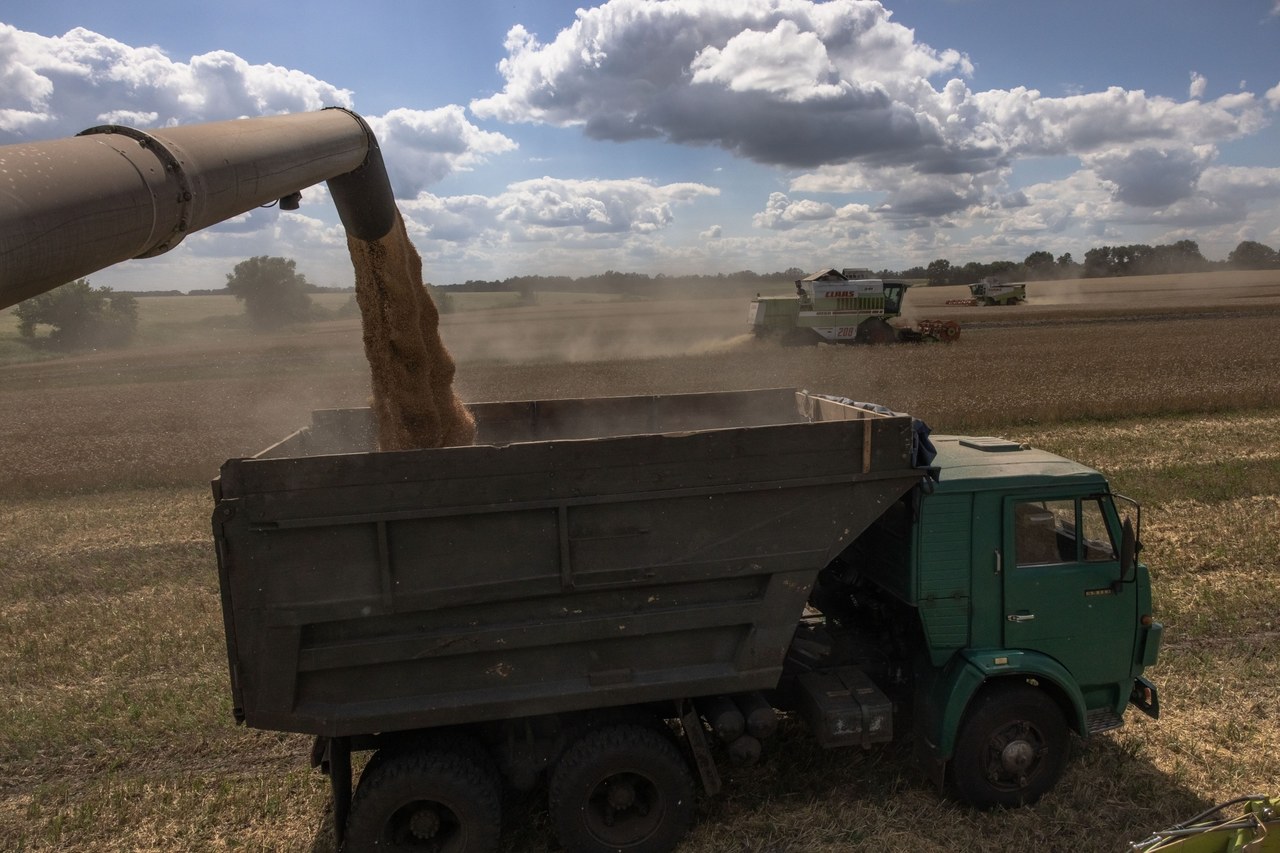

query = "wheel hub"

[
  {"left": 1000, "top": 739, "right": 1036, "bottom": 776},
  {"left": 606, "top": 780, "right": 637, "bottom": 811},
  {"left": 409, "top": 805, "right": 443, "bottom": 840},
  {"left": 589, "top": 772, "right": 658, "bottom": 836}
]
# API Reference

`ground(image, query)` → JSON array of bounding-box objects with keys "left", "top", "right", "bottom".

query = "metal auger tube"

[{"left": 0, "top": 108, "right": 397, "bottom": 309}]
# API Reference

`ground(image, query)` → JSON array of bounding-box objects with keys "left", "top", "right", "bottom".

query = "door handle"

[{"left": 1007, "top": 613, "right": 1036, "bottom": 623}]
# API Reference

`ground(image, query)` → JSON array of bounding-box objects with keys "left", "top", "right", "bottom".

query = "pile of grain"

[{"left": 348, "top": 213, "right": 475, "bottom": 450}]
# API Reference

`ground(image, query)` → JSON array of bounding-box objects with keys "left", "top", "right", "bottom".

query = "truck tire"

[
  {"left": 549, "top": 724, "right": 695, "bottom": 853},
  {"left": 342, "top": 742, "right": 502, "bottom": 852},
  {"left": 950, "top": 682, "right": 1070, "bottom": 808}
]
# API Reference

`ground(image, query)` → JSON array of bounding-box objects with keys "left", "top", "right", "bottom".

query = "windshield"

[{"left": 883, "top": 283, "right": 905, "bottom": 315}]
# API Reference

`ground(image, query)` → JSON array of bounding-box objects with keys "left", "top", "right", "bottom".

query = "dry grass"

[{"left": 1, "top": 280, "right": 1278, "bottom": 851}]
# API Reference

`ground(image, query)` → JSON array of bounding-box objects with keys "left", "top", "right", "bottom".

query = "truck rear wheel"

[
  {"left": 549, "top": 724, "right": 695, "bottom": 853},
  {"left": 342, "top": 741, "right": 502, "bottom": 852},
  {"left": 950, "top": 682, "right": 1069, "bottom": 808}
]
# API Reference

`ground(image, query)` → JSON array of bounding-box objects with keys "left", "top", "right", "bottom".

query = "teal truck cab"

[{"left": 806, "top": 432, "right": 1162, "bottom": 807}]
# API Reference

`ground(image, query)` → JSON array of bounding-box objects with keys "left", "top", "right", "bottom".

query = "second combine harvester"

[{"left": 749, "top": 267, "right": 961, "bottom": 344}]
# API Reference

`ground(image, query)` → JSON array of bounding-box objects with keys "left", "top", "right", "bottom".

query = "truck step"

[
  {"left": 796, "top": 667, "right": 894, "bottom": 749},
  {"left": 1086, "top": 707, "right": 1124, "bottom": 734}
]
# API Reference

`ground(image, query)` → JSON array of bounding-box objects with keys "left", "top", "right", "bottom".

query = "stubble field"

[{"left": 1, "top": 271, "right": 1278, "bottom": 851}]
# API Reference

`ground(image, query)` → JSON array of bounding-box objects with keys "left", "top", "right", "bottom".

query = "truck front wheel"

[
  {"left": 342, "top": 742, "right": 502, "bottom": 852},
  {"left": 950, "top": 683, "right": 1070, "bottom": 808},
  {"left": 549, "top": 724, "right": 695, "bottom": 853}
]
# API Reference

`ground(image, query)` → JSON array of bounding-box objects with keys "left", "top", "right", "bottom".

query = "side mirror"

[{"left": 1119, "top": 517, "right": 1136, "bottom": 582}]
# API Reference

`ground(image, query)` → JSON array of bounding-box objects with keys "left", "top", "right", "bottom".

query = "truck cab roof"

[{"left": 929, "top": 435, "right": 1107, "bottom": 493}]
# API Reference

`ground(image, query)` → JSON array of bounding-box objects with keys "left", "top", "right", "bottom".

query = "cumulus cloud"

[
  {"left": 689, "top": 19, "right": 848, "bottom": 103},
  {"left": 367, "top": 107, "right": 518, "bottom": 197},
  {"left": 472, "top": 0, "right": 969, "bottom": 167},
  {"left": 752, "top": 191, "right": 875, "bottom": 232},
  {"left": 0, "top": 24, "right": 518, "bottom": 200},
  {"left": 1189, "top": 72, "right": 1207, "bottom": 100},
  {"left": 754, "top": 192, "right": 837, "bottom": 230},
  {"left": 0, "top": 24, "right": 353, "bottom": 139},
  {"left": 391, "top": 177, "right": 722, "bottom": 281},
  {"left": 1086, "top": 145, "right": 1215, "bottom": 207},
  {"left": 1267, "top": 81, "right": 1280, "bottom": 109},
  {"left": 471, "top": 0, "right": 1270, "bottom": 225},
  {"left": 402, "top": 176, "right": 718, "bottom": 245}
]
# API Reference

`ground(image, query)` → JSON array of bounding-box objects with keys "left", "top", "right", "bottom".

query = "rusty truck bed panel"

[{"left": 212, "top": 389, "right": 923, "bottom": 736}]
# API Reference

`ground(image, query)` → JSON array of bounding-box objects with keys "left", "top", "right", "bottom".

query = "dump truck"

[
  {"left": 749, "top": 268, "right": 960, "bottom": 344},
  {"left": 213, "top": 388, "right": 1161, "bottom": 852}
]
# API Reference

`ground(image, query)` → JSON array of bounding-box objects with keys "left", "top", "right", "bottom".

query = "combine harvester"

[
  {"left": 948, "top": 277, "right": 1028, "bottom": 306},
  {"left": 750, "top": 267, "right": 960, "bottom": 345},
  {"left": 1129, "top": 795, "right": 1278, "bottom": 852}
]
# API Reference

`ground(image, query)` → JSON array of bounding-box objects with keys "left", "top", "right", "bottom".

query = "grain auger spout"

[{"left": 0, "top": 108, "right": 397, "bottom": 310}]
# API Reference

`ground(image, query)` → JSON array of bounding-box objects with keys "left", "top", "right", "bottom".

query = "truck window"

[
  {"left": 1080, "top": 498, "right": 1118, "bottom": 562},
  {"left": 1014, "top": 498, "right": 1116, "bottom": 566},
  {"left": 1014, "top": 501, "right": 1070, "bottom": 565}
]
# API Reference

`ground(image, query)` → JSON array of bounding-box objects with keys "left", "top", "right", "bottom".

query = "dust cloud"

[
  {"left": 349, "top": 213, "right": 476, "bottom": 450},
  {"left": 692, "top": 333, "right": 756, "bottom": 355},
  {"left": 1025, "top": 279, "right": 1090, "bottom": 306},
  {"left": 439, "top": 297, "right": 757, "bottom": 366}
]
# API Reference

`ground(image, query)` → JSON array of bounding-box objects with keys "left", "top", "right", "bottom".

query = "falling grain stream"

[{"left": 348, "top": 212, "right": 476, "bottom": 450}]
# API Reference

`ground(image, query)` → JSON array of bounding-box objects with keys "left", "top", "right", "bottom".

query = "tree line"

[
  {"left": 917, "top": 239, "right": 1279, "bottom": 286},
  {"left": 12, "top": 238, "right": 1280, "bottom": 352},
  {"left": 445, "top": 240, "right": 1278, "bottom": 293}
]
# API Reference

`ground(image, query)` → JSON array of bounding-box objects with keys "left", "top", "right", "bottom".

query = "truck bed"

[{"left": 212, "top": 389, "right": 925, "bottom": 736}]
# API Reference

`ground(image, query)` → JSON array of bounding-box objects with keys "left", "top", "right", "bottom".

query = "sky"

[{"left": 3, "top": 0, "right": 1280, "bottom": 291}]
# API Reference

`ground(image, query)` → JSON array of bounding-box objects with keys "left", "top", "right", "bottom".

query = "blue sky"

[{"left": 3, "top": 0, "right": 1279, "bottom": 290}]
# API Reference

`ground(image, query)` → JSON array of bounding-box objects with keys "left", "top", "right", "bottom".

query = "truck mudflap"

[
  {"left": 1140, "top": 619, "right": 1164, "bottom": 668},
  {"left": 1130, "top": 675, "right": 1160, "bottom": 719}
]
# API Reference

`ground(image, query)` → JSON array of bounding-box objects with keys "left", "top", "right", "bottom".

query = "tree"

[
  {"left": 925, "top": 259, "right": 952, "bottom": 286},
  {"left": 1227, "top": 240, "right": 1280, "bottom": 270},
  {"left": 15, "top": 279, "right": 138, "bottom": 349},
  {"left": 1146, "top": 239, "right": 1207, "bottom": 274},
  {"left": 225, "top": 256, "right": 315, "bottom": 329},
  {"left": 1023, "top": 251, "right": 1055, "bottom": 278}
]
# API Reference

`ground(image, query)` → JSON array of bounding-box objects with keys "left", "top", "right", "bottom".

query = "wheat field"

[{"left": 1, "top": 272, "right": 1278, "bottom": 851}]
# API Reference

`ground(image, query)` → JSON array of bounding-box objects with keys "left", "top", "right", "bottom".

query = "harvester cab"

[
  {"left": 748, "top": 268, "right": 958, "bottom": 345},
  {"left": 882, "top": 281, "right": 905, "bottom": 315}
]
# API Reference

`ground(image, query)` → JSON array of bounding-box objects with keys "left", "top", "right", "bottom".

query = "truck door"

[{"left": 1002, "top": 496, "right": 1136, "bottom": 697}]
